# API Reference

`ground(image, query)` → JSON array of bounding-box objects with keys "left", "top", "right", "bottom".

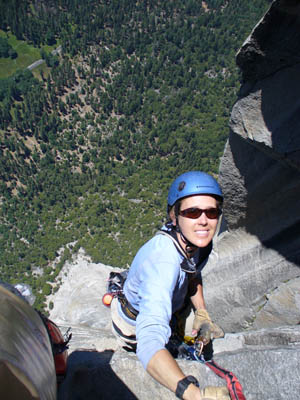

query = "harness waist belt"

[{"left": 119, "top": 294, "right": 139, "bottom": 321}]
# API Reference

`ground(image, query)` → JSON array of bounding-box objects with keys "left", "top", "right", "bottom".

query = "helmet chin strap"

[
  {"left": 180, "top": 231, "right": 197, "bottom": 256},
  {"left": 174, "top": 204, "right": 197, "bottom": 257}
]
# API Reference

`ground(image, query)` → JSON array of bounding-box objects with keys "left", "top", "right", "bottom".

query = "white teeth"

[{"left": 195, "top": 231, "right": 208, "bottom": 236}]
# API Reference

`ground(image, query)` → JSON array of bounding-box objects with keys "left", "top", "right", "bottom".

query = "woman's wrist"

[{"left": 182, "top": 383, "right": 202, "bottom": 400}]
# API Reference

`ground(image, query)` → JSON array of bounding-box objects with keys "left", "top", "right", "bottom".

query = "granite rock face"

[
  {"left": 48, "top": 249, "right": 115, "bottom": 331},
  {"left": 204, "top": 0, "right": 300, "bottom": 333}
]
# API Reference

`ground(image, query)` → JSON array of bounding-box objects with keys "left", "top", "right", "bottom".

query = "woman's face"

[{"left": 171, "top": 195, "right": 220, "bottom": 248}]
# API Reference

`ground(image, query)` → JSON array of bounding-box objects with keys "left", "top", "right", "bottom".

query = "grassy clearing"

[
  {"left": 0, "top": 30, "right": 56, "bottom": 79},
  {"left": 31, "top": 62, "right": 51, "bottom": 80}
]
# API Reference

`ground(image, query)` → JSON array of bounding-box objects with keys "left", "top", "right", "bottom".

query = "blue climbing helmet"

[{"left": 167, "top": 171, "right": 223, "bottom": 212}]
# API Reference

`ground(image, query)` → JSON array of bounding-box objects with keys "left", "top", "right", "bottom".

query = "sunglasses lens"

[
  {"left": 205, "top": 208, "right": 219, "bottom": 219},
  {"left": 182, "top": 208, "right": 201, "bottom": 218},
  {"left": 180, "top": 208, "right": 219, "bottom": 219}
]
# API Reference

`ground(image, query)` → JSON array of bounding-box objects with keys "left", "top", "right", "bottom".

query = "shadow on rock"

[
  {"left": 227, "top": 1, "right": 300, "bottom": 267},
  {"left": 58, "top": 349, "right": 138, "bottom": 400}
]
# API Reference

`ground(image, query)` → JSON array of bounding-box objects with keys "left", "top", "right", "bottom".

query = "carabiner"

[{"left": 194, "top": 339, "right": 204, "bottom": 357}]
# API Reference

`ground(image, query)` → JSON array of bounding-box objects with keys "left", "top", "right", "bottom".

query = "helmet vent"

[{"left": 178, "top": 181, "right": 186, "bottom": 191}]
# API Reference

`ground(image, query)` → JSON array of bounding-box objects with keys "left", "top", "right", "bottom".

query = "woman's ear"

[{"left": 169, "top": 206, "right": 176, "bottom": 226}]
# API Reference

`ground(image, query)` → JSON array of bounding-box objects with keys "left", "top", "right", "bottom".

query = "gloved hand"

[
  {"left": 200, "top": 386, "right": 230, "bottom": 400},
  {"left": 192, "top": 309, "right": 224, "bottom": 344}
]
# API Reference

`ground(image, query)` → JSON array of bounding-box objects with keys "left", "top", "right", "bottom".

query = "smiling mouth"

[{"left": 195, "top": 230, "right": 209, "bottom": 236}]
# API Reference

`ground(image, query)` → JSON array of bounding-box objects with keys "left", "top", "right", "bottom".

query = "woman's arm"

[
  {"left": 189, "top": 277, "right": 206, "bottom": 310},
  {"left": 147, "top": 348, "right": 202, "bottom": 400}
]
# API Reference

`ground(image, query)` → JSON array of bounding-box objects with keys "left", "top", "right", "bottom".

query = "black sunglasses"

[{"left": 179, "top": 207, "right": 221, "bottom": 220}]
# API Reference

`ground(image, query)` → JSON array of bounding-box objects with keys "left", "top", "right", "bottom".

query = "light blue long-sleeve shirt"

[{"left": 122, "top": 229, "right": 208, "bottom": 369}]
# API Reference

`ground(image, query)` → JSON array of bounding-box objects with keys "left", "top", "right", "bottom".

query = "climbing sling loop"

[{"left": 205, "top": 360, "right": 246, "bottom": 400}]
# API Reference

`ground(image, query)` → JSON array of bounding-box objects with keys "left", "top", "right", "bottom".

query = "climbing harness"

[
  {"left": 102, "top": 270, "right": 128, "bottom": 307},
  {"left": 102, "top": 270, "right": 139, "bottom": 321}
]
